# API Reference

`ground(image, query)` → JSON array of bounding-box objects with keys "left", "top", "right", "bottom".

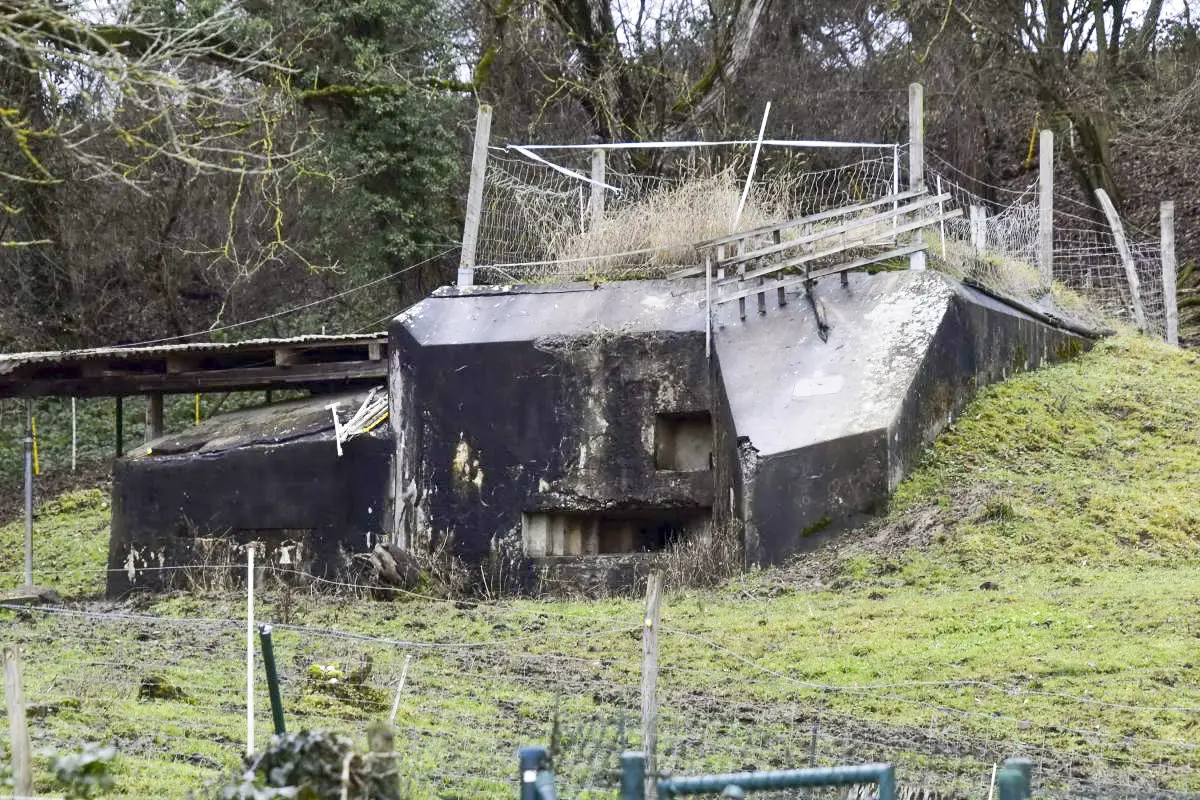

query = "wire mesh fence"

[
  {"left": 475, "top": 143, "right": 903, "bottom": 284},
  {"left": 3, "top": 570, "right": 1200, "bottom": 798},
  {"left": 926, "top": 154, "right": 1170, "bottom": 340},
  {"left": 474, "top": 137, "right": 1172, "bottom": 344}
]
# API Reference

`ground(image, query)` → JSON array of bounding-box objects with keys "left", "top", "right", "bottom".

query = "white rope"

[
  {"left": 509, "top": 145, "right": 623, "bottom": 193},
  {"left": 512, "top": 138, "right": 897, "bottom": 151}
]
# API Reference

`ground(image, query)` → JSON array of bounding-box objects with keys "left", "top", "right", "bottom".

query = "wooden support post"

[
  {"left": 1162, "top": 201, "right": 1179, "bottom": 346},
  {"left": 1095, "top": 189, "right": 1148, "bottom": 332},
  {"left": 145, "top": 392, "right": 164, "bottom": 443},
  {"left": 908, "top": 83, "right": 926, "bottom": 270},
  {"left": 641, "top": 572, "right": 663, "bottom": 800},
  {"left": 1039, "top": 130, "right": 1054, "bottom": 284},
  {"left": 589, "top": 149, "right": 606, "bottom": 230},
  {"left": 704, "top": 252, "right": 713, "bottom": 359},
  {"left": 4, "top": 646, "right": 32, "bottom": 799},
  {"left": 935, "top": 175, "right": 947, "bottom": 260},
  {"left": 970, "top": 205, "right": 987, "bottom": 253},
  {"left": 457, "top": 104, "right": 493, "bottom": 288},
  {"left": 115, "top": 396, "right": 124, "bottom": 457}
]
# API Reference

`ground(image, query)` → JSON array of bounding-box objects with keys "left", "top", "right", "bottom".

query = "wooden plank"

[
  {"left": 1162, "top": 201, "right": 1179, "bottom": 346},
  {"left": 714, "top": 243, "right": 927, "bottom": 306},
  {"left": 4, "top": 646, "right": 32, "bottom": 799},
  {"left": 368, "top": 342, "right": 384, "bottom": 361},
  {"left": 1094, "top": 189, "right": 1148, "bottom": 332},
  {"left": 165, "top": 355, "right": 197, "bottom": 374},
  {"left": 696, "top": 188, "right": 926, "bottom": 250},
  {"left": 641, "top": 572, "right": 663, "bottom": 800},
  {"left": 715, "top": 208, "right": 961, "bottom": 287},
  {"left": 717, "top": 193, "right": 951, "bottom": 269},
  {"left": 1, "top": 360, "right": 387, "bottom": 399},
  {"left": 274, "top": 347, "right": 302, "bottom": 367}
]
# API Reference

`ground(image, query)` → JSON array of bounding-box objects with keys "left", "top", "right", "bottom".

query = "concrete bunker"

[
  {"left": 107, "top": 390, "right": 391, "bottom": 596},
  {"left": 390, "top": 270, "right": 1097, "bottom": 586}
]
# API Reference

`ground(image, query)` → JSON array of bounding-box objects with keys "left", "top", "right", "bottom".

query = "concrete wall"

[
  {"left": 390, "top": 272, "right": 1097, "bottom": 587},
  {"left": 392, "top": 310, "right": 715, "bottom": 572},
  {"left": 107, "top": 397, "right": 391, "bottom": 597}
]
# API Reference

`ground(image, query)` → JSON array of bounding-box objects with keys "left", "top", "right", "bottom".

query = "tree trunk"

[{"left": 1065, "top": 109, "right": 1122, "bottom": 217}]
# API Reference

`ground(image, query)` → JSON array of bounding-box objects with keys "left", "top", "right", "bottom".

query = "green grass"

[{"left": 0, "top": 335, "right": 1197, "bottom": 797}]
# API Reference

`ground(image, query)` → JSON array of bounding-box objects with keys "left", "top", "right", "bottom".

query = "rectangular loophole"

[
  {"left": 654, "top": 411, "right": 713, "bottom": 471},
  {"left": 522, "top": 511, "right": 709, "bottom": 556}
]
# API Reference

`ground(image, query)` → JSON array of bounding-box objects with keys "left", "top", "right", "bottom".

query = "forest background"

[{"left": 2, "top": 0, "right": 1198, "bottom": 350}]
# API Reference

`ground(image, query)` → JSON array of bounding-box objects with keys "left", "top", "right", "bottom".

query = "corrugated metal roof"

[{"left": 0, "top": 333, "right": 386, "bottom": 374}]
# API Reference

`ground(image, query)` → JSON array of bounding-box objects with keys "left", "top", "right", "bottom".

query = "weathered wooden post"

[
  {"left": 1038, "top": 130, "right": 1054, "bottom": 284},
  {"left": 3, "top": 646, "right": 32, "bottom": 798},
  {"left": 458, "top": 104, "right": 493, "bottom": 288},
  {"left": 1095, "top": 188, "right": 1148, "bottom": 332},
  {"left": 908, "top": 83, "right": 926, "bottom": 270},
  {"left": 970, "top": 205, "right": 987, "bottom": 253},
  {"left": 1162, "top": 201, "right": 1179, "bottom": 346},
  {"left": 641, "top": 572, "right": 663, "bottom": 800},
  {"left": 589, "top": 149, "right": 606, "bottom": 231},
  {"left": 145, "top": 392, "right": 164, "bottom": 443}
]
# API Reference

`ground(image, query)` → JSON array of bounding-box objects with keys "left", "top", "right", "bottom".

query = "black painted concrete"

[
  {"left": 106, "top": 392, "right": 391, "bottom": 596},
  {"left": 393, "top": 270, "right": 1092, "bottom": 580}
]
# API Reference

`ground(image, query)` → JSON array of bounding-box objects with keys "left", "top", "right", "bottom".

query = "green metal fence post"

[
  {"left": 1002, "top": 757, "right": 1033, "bottom": 798},
  {"left": 877, "top": 764, "right": 896, "bottom": 800},
  {"left": 996, "top": 765, "right": 1025, "bottom": 800},
  {"left": 620, "top": 751, "right": 646, "bottom": 800},
  {"left": 1003, "top": 762, "right": 1032, "bottom": 796},
  {"left": 519, "top": 745, "right": 557, "bottom": 800},
  {"left": 258, "top": 624, "right": 285, "bottom": 735},
  {"left": 658, "top": 763, "right": 895, "bottom": 798}
]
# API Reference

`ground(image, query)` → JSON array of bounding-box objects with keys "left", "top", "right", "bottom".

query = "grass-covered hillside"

[{"left": 0, "top": 335, "right": 1196, "bottom": 798}]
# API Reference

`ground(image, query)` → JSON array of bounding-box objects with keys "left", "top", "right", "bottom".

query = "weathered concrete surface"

[
  {"left": 392, "top": 271, "right": 1093, "bottom": 582},
  {"left": 391, "top": 281, "right": 714, "bottom": 581},
  {"left": 107, "top": 391, "right": 391, "bottom": 596},
  {"left": 712, "top": 270, "right": 1090, "bottom": 565}
]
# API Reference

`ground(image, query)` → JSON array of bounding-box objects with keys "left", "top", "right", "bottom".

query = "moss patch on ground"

[{"left": 0, "top": 335, "right": 1196, "bottom": 798}]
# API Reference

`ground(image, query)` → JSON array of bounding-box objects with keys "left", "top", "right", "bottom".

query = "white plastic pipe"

[
  {"left": 732, "top": 102, "right": 772, "bottom": 232},
  {"left": 246, "top": 545, "right": 255, "bottom": 756}
]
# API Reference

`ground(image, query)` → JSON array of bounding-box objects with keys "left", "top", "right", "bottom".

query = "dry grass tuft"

[{"left": 545, "top": 171, "right": 789, "bottom": 280}]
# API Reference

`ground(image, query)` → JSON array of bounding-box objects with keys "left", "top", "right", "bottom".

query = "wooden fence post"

[
  {"left": 908, "top": 83, "right": 926, "bottom": 270},
  {"left": 970, "top": 205, "right": 987, "bottom": 253},
  {"left": 1162, "top": 201, "right": 1179, "bottom": 346},
  {"left": 457, "top": 104, "right": 493, "bottom": 288},
  {"left": 4, "top": 646, "right": 32, "bottom": 798},
  {"left": 1095, "top": 188, "right": 1148, "bottom": 332},
  {"left": 589, "top": 149, "right": 606, "bottom": 231},
  {"left": 1039, "top": 130, "right": 1054, "bottom": 284},
  {"left": 641, "top": 572, "right": 663, "bottom": 800}
]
